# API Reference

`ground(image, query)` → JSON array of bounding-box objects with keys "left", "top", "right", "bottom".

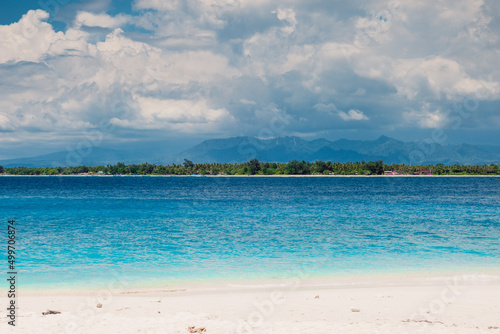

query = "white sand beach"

[{"left": 2, "top": 275, "right": 500, "bottom": 334}]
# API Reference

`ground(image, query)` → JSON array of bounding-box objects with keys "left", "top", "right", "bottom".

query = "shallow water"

[{"left": 1, "top": 176, "right": 499, "bottom": 290}]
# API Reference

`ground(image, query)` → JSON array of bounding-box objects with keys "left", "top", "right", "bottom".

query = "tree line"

[{"left": 1, "top": 159, "right": 499, "bottom": 176}]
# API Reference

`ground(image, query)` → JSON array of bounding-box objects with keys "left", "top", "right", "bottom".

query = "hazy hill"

[
  {"left": 1, "top": 136, "right": 499, "bottom": 167},
  {"left": 0, "top": 148, "right": 151, "bottom": 168}
]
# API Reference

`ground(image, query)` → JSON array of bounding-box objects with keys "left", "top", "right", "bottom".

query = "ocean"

[{"left": 1, "top": 176, "right": 499, "bottom": 291}]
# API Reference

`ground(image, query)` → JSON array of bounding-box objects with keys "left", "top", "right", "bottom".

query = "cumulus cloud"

[
  {"left": 111, "top": 97, "right": 235, "bottom": 133},
  {"left": 353, "top": 55, "right": 499, "bottom": 101},
  {"left": 0, "top": 11, "right": 239, "bottom": 144},
  {"left": 0, "top": 10, "right": 95, "bottom": 63},
  {"left": 1, "top": 0, "right": 500, "bottom": 156},
  {"left": 0, "top": 10, "right": 60, "bottom": 63}
]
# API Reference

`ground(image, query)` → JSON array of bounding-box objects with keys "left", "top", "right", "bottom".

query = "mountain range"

[
  {"left": 1, "top": 136, "right": 499, "bottom": 167},
  {"left": 179, "top": 136, "right": 500, "bottom": 165}
]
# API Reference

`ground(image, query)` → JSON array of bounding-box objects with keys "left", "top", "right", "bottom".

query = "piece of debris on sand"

[
  {"left": 42, "top": 310, "right": 61, "bottom": 316},
  {"left": 188, "top": 326, "right": 207, "bottom": 333}
]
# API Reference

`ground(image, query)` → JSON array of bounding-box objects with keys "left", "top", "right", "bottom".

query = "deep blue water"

[{"left": 1, "top": 176, "right": 499, "bottom": 289}]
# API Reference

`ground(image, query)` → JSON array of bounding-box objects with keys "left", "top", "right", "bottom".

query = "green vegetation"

[{"left": 1, "top": 160, "right": 499, "bottom": 176}]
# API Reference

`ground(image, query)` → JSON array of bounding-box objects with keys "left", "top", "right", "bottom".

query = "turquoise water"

[{"left": 1, "top": 176, "right": 499, "bottom": 290}]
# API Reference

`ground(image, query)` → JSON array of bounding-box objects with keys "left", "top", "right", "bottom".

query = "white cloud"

[
  {"left": 404, "top": 107, "right": 446, "bottom": 129},
  {"left": 314, "top": 104, "right": 369, "bottom": 121},
  {"left": 133, "top": 0, "right": 181, "bottom": 11},
  {"left": 353, "top": 56, "right": 500, "bottom": 101},
  {"left": 0, "top": 10, "right": 61, "bottom": 63},
  {"left": 0, "top": 10, "right": 97, "bottom": 64},
  {"left": 96, "top": 28, "right": 153, "bottom": 54},
  {"left": 274, "top": 8, "right": 297, "bottom": 33},
  {"left": 133, "top": 0, "right": 239, "bottom": 31},
  {"left": 338, "top": 109, "right": 369, "bottom": 121},
  {"left": 0, "top": 114, "right": 15, "bottom": 131},
  {"left": 111, "top": 97, "right": 235, "bottom": 133},
  {"left": 75, "top": 12, "right": 131, "bottom": 29},
  {"left": 0, "top": 14, "right": 240, "bottom": 139}
]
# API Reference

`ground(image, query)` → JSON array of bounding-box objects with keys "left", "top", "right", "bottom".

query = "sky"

[{"left": 0, "top": 0, "right": 499, "bottom": 159}]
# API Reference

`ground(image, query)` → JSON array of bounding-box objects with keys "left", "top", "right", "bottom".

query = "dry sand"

[{"left": 2, "top": 275, "right": 500, "bottom": 334}]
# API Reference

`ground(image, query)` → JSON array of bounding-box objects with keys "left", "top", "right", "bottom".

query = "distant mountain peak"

[{"left": 375, "top": 135, "right": 401, "bottom": 143}]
